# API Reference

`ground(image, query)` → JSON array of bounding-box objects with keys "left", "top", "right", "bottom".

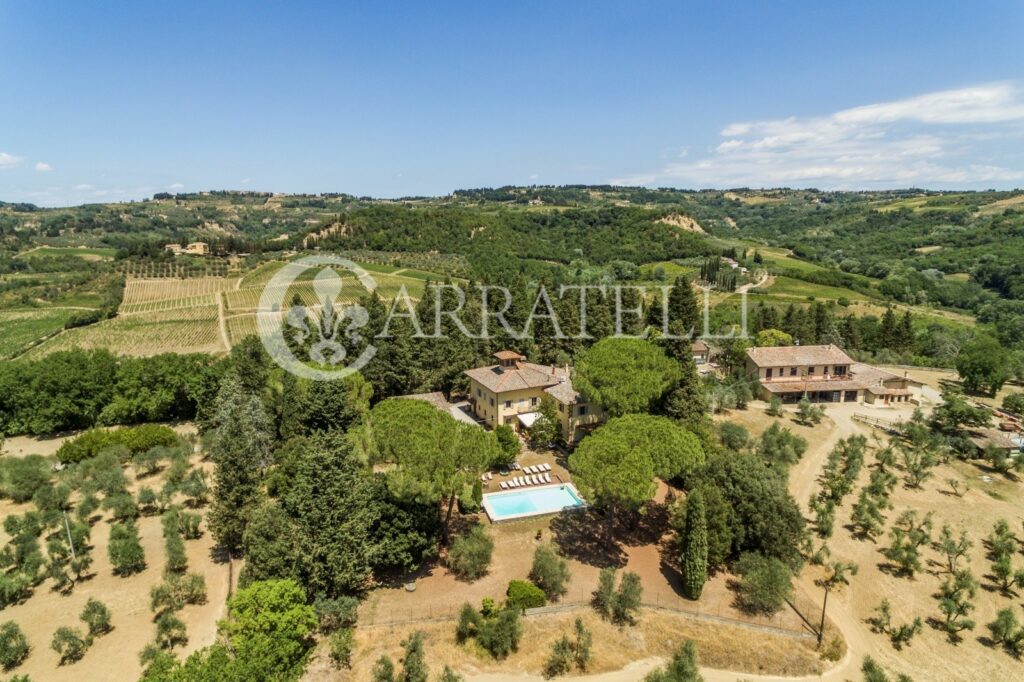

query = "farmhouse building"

[
  {"left": 464, "top": 351, "right": 606, "bottom": 444},
  {"left": 745, "top": 344, "right": 914, "bottom": 405}
]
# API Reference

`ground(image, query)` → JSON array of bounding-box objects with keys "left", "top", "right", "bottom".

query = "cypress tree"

[{"left": 681, "top": 489, "right": 708, "bottom": 600}]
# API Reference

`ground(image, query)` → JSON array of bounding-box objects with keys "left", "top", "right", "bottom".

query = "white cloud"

[
  {"left": 240, "top": 178, "right": 252, "bottom": 185},
  {"left": 34, "top": 162, "right": 52, "bottom": 172},
  {"left": 0, "top": 152, "right": 24, "bottom": 169},
  {"left": 168, "top": 182, "right": 185, "bottom": 190},
  {"left": 612, "top": 82, "right": 1024, "bottom": 188},
  {"left": 73, "top": 183, "right": 94, "bottom": 191}
]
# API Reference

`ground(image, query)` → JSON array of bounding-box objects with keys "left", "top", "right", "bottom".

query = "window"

[
  {"left": 530, "top": 397, "right": 538, "bottom": 407},
  {"left": 489, "top": 398, "right": 495, "bottom": 407},
  {"left": 790, "top": 367, "right": 797, "bottom": 377},
  {"left": 578, "top": 405, "right": 588, "bottom": 416},
  {"left": 504, "top": 400, "right": 512, "bottom": 409},
  {"left": 835, "top": 365, "right": 847, "bottom": 376},
  {"left": 559, "top": 402, "right": 566, "bottom": 413},
  {"left": 807, "top": 366, "right": 815, "bottom": 375},
  {"left": 766, "top": 368, "right": 773, "bottom": 379},
  {"left": 476, "top": 388, "right": 482, "bottom": 398}
]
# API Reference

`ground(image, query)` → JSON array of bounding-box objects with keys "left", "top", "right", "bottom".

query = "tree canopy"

[{"left": 573, "top": 338, "right": 682, "bottom": 417}]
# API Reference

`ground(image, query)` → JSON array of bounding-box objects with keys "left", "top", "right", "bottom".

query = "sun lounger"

[
  {"left": 540, "top": 463, "right": 550, "bottom": 472},
  {"left": 499, "top": 481, "right": 508, "bottom": 490},
  {"left": 515, "top": 477, "right": 524, "bottom": 487},
  {"left": 544, "top": 473, "right": 551, "bottom": 483},
  {"left": 531, "top": 475, "right": 539, "bottom": 485},
  {"left": 511, "top": 478, "right": 520, "bottom": 487},
  {"left": 487, "top": 472, "right": 493, "bottom": 480},
  {"left": 527, "top": 465, "right": 537, "bottom": 474}
]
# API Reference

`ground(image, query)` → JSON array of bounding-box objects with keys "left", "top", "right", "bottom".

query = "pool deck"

[{"left": 481, "top": 482, "right": 587, "bottom": 523}]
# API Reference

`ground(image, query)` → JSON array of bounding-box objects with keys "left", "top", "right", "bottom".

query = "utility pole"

[{"left": 818, "top": 586, "right": 829, "bottom": 647}]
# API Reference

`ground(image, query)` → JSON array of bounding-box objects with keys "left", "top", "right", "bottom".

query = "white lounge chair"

[
  {"left": 544, "top": 473, "right": 551, "bottom": 483},
  {"left": 487, "top": 472, "right": 493, "bottom": 480},
  {"left": 512, "top": 477, "right": 520, "bottom": 487},
  {"left": 541, "top": 463, "right": 551, "bottom": 472},
  {"left": 527, "top": 465, "right": 538, "bottom": 474},
  {"left": 531, "top": 475, "right": 539, "bottom": 485},
  {"left": 526, "top": 475, "right": 534, "bottom": 485},
  {"left": 499, "top": 481, "right": 508, "bottom": 490},
  {"left": 516, "top": 477, "right": 524, "bottom": 487}
]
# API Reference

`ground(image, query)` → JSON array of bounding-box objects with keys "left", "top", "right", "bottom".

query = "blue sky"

[{"left": 2, "top": 1, "right": 1023, "bottom": 206}]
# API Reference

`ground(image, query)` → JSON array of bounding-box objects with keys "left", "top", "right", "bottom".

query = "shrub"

[
  {"left": 494, "top": 425, "right": 521, "bottom": 466},
  {"left": 506, "top": 580, "right": 546, "bottom": 611},
  {"left": 80, "top": 598, "right": 112, "bottom": 638},
  {"left": 150, "top": 573, "right": 207, "bottom": 615},
  {"left": 56, "top": 425, "right": 180, "bottom": 465},
  {"left": 718, "top": 422, "right": 749, "bottom": 450},
  {"left": 315, "top": 595, "right": 359, "bottom": 633},
  {"left": 1003, "top": 393, "right": 1024, "bottom": 415},
  {"left": 372, "top": 655, "right": 396, "bottom": 682},
  {"left": 179, "top": 511, "right": 203, "bottom": 539},
  {"left": 766, "top": 395, "right": 784, "bottom": 417},
  {"left": 179, "top": 469, "right": 209, "bottom": 507},
  {"left": 103, "top": 492, "right": 139, "bottom": 521},
  {"left": 446, "top": 526, "right": 494, "bottom": 580},
  {"left": 329, "top": 628, "right": 355, "bottom": 668},
  {"left": 108, "top": 521, "right": 146, "bottom": 576},
  {"left": 529, "top": 544, "right": 570, "bottom": 600},
  {"left": 593, "top": 567, "right": 616, "bottom": 619},
  {"left": 0, "top": 621, "right": 29, "bottom": 671},
  {"left": 644, "top": 640, "right": 701, "bottom": 682},
  {"left": 0, "top": 455, "right": 52, "bottom": 503},
  {"left": 477, "top": 608, "right": 522, "bottom": 659},
  {"left": 734, "top": 553, "right": 792, "bottom": 615},
  {"left": 544, "top": 634, "right": 574, "bottom": 677},
  {"left": 154, "top": 612, "right": 188, "bottom": 649},
  {"left": 164, "top": 530, "right": 188, "bottom": 575},
  {"left": 456, "top": 602, "right": 481, "bottom": 643},
  {"left": 399, "top": 631, "right": 428, "bottom": 682},
  {"left": 592, "top": 568, "right": 643, "bottom": 624},
  {"left": 51, "top": 626, "right": 88, "bottom": 664},
  {"left": 613, "top": 572, "right": 643, "bottom": 624}
]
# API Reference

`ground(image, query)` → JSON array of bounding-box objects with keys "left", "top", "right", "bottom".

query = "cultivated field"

[
  {"left": 0, "top": 308, "right": 80, "bottom": 358},
  {"left": 26, "top": 305, "right": 224, "bottom": 357},
  {"left": 0, "top": 432, "right": 231, "bottom": 682},
  {"left": 722, "top": 400, "right": 1024, "bottom": 682}
]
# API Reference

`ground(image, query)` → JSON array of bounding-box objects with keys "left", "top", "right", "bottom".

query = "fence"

[{"left": 360, "top": 586, "right": 818, "bottom": 642}]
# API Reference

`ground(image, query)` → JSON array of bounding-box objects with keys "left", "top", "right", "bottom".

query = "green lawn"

[
  {"left": 757, "top": 276, "right": 871, "bottom": 302},
  {"left": 0, "top": 308, "right": 79, "bottom": 358}
]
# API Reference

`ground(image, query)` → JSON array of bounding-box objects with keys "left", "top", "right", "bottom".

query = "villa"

[
  {"left": 745, "top": 343, "right": 915, "bottom": 405},
  {"left": 464, "top": 350, "right": 606, "bottom": 444}
]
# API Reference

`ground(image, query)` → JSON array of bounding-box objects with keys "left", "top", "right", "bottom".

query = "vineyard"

[
  {"left": 117, "top": 260, "right": 232, "bottom": 278},
  {"left": 122, "top": 277, "right": 240, "bottom": 306},
  {"left": 19, "top": 259, "right": 445, "bottom": 357},
  {"left": 0, "top": 308, "right": 81, "bottom": 358},
  {"left": 26, "top": 305, "right": 224, "bottom": 357}
]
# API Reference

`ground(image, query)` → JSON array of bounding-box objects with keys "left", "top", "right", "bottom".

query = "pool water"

[{"left": 482, "top": 484, "right": 586, "bottom": 521}]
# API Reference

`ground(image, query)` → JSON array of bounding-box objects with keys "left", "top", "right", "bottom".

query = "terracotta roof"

[
  {"left": 465, "top": 362, "right": 567, "bottom": 393},
  {"left": 746, "top": 344, "right": 854, "bottom": 368},
  {"left": 760, "top": 362, "right": 903, "bottom": 394},
  {"left": 494, "top": 350, "right": 525, "bottom": 361},
  {"left": 544, "top": 378, "right": 579, "bottom": 404},
  {"left": 692, "top": 340, "right": 710, "bottom": 352}
]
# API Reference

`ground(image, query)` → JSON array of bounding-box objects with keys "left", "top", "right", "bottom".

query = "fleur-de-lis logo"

[{"left": 258, "top": 256, "right": 377, "bottom": 380}]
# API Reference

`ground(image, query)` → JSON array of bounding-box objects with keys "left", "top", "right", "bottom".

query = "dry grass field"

[{"left": 722, "top": 400, "right": 1024, "bottom": 682}]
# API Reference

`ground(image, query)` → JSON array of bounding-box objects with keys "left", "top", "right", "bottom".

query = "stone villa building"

[
  {"left": 745, "top": 344, "right": 914, "bottom": 405},
  {"left": 464, "top": 350, "right": 606, "bottom": 444}
]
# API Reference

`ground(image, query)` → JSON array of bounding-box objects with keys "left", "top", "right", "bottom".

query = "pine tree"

[{"left": 681, "top": 490, "right": 708, "bottom": 600}]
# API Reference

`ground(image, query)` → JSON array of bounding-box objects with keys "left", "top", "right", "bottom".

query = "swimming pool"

[{"left": 482, "top": 484, "right": 586, "bottom": 522}]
